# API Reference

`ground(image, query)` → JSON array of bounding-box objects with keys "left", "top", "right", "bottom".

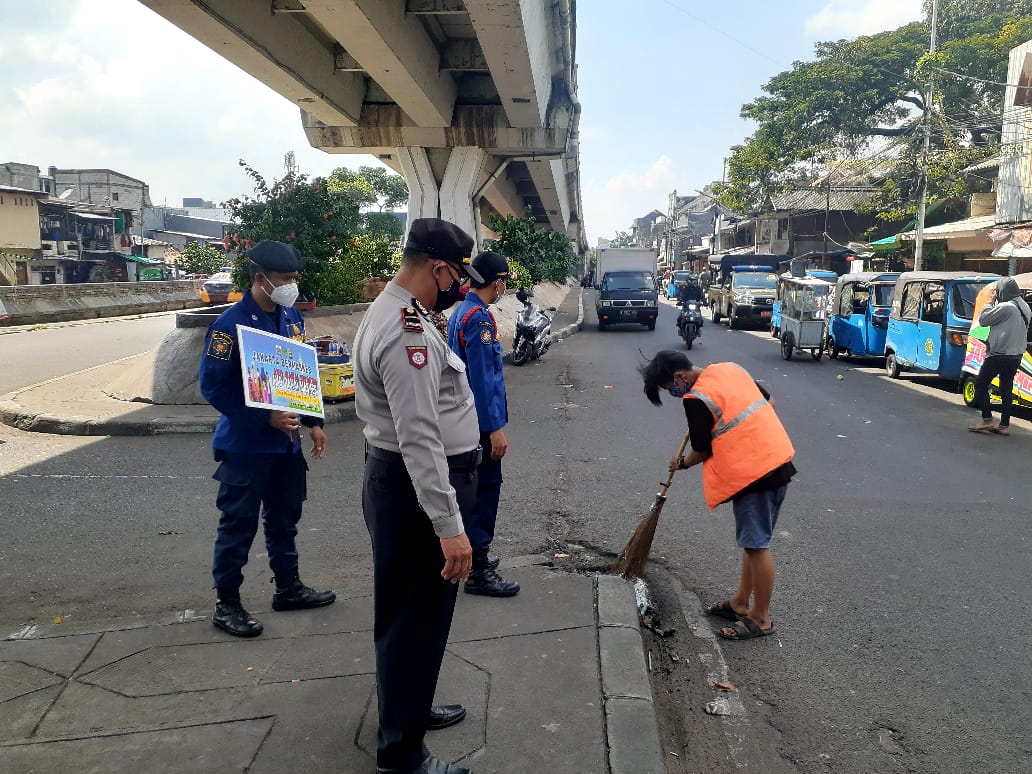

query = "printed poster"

[{"left": 236, "top": 325, "right": 324, "bottom": 418}]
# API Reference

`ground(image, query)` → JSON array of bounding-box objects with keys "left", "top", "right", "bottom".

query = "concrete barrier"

[
  {"left": 0, "top": 281, "right": 204, "bottom": 326},
  {"left": 109, "top": 281, "right": 573, "bottom": 405}
]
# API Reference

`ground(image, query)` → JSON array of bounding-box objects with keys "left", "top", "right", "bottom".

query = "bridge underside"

[{"left": 139, "top": 0, "right": 585, "bottom": 252}]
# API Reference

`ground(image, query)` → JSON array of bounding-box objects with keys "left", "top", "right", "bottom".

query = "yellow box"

[{"left": 319, "top": 363, "right": 355, "bottom": 401}]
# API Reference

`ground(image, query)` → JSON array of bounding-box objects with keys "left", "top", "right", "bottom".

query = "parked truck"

[
  {"left": 707, "top": 264, "right": 782, "bottom": 330},
  {"left": 594, "top": 247, "right": 659, "bottom": 330}
]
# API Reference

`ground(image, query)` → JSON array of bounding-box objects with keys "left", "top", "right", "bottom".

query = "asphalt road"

[
  {"left": 0, "top": 313, "right": 178, "bottom": 393},
  {"left": 1, "top": 295, "right": 1030, "bottom": 773}
]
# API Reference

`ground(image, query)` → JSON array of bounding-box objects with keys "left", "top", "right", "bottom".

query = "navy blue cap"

[
  {"left": 247, "top": 240, "right": 303, "bottom": 273},
  {"left": 471, "top": 251, "right": 510, "bottom": 284},
  {"left": 405, "top": 218, "right": 482, "bottom": 283}
]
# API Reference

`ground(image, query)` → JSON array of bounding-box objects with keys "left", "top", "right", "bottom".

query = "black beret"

[
  {"left": 471, "top": 251, "right": 510, "bottom": 284},
  {"left": 247, "top": 240, "right": 303, "bottom": 273},
  {"left": 405, "top": 218, "right": 483, "bottom": 283}
]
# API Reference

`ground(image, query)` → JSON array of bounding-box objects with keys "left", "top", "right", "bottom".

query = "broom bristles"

[{"left": 611, "top": 498, "right": 664, "bottom": 578}]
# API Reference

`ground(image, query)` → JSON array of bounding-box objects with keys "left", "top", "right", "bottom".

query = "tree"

[
  {"left": 716, "top": 5, "right": 1032, "bottom": 219},
  {"left": 328, "top": 165, "right": 408, "bottom": 241},
  {"left": 484, "top": 209, "right": 576, "bottom": 285},
  {"left": 179, "top": 240, "right": 226, "bottom": 276}
]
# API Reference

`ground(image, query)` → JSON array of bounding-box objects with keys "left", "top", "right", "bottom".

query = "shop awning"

[
  {"left": 73, "top": 212, "right": 116, "bottom": 221},
  {"left": 899, "top": 214, "right": 997, "bottom": 241},
  {"left": 125, "top": 254, "right": 163, "bottom": 265}
]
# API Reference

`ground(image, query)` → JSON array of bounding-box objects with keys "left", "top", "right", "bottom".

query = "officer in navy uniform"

[
  {"left": 447, "top": 252, "right": 520, "bottom": 597},
  {"left": 199, "top": 240, "right": 335, "bottom": 638},
  {"left": 353, "top": 219, "right": 483, "bottom": 774}
]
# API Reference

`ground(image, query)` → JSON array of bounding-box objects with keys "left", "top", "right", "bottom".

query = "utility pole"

[
  {"left": 913, "top": 0, "right": 939, "bottom": 272},
  {"left": 823, "top": 179, "right": 830, "bottom": 264}
]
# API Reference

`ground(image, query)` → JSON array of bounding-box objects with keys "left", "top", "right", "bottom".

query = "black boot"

[
  {"left": 464, "top": 551, "right": 519, "bottom": 597},
  {"left": 485, "top": 553, "right": 500, "bottom": 570},
  {"left": 212, "top": 589, "right": 263, "bottom": 637},
  {"left": 271, "top": 569, "right": 336, "bottom": 611}
]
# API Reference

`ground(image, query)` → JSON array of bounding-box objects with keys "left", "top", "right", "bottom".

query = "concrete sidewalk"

[
  {"left": 0, "top": 289, "right": 585, "bottom": 437},
  {"left": 1, "top": 559, "right": 665, "bottom": 774}
]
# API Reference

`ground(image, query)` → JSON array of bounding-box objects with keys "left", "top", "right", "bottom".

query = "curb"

[
  {"left": 595, "top": 574, "right": 666, "bottom": 774},
  {"left": 0, "top": 397, "right": 357, "bottom": 437}
]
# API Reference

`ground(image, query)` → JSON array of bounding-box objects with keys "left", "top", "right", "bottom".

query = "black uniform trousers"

[
  {"left": 362, "top": 445, "right": 478, "bottom": 770},
  {"left": 212, "top": 451, "right": 308, "bottom": 591}
]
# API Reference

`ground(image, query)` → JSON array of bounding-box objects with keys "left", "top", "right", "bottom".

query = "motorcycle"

[
  {"left": 511, "top": 288, "right": 555, "bottom": 365},
  {"left": 677, "top": 300, "right": 704, "bottom": 349}
]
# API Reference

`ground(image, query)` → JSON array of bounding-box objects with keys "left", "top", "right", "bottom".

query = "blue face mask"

[{"left": 668, "top": 383, "right": 687, "bottom": 398}]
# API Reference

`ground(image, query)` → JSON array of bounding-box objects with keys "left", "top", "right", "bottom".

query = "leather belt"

[{"left": 365, "top": 443, "right": 482, "bottom": 472}]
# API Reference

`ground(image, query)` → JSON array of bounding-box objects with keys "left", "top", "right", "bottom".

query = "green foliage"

[
  {"left": 720, "top": 5, "right": 1032, "bottom": 217},
  {"left": 484, "top": 209, "right": 576, "bottom": 286},
  {"left": 223, "top": 161, "right": 407, "bottom": 305},
  {"left": 178, "top": 240, "right": 226, "bottom": 276},
  {"left": 506, "top": 259, "right": 532, "bottom": 289}
]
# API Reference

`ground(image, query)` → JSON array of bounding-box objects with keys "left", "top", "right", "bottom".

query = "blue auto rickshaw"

[
  {"left": 884, "top": 271, "right": 1000, "bottom": 381},
  {"left": 828, "top": 272, "right": 900, "bottom": 359},
  {"left": 771, "top": 269, "right": 837, "bottom": 338},
  {"left": 666, "top": 270, "right": 694, "bottom": 299}
]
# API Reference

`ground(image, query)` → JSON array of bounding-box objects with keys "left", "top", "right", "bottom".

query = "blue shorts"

[{"left": 732, "top": 485, "right": 788, "bottom": 549}]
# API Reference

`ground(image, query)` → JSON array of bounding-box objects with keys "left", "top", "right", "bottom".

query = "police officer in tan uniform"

[{"left": 353, "top": 218, "right": 484, "bottom": 774}]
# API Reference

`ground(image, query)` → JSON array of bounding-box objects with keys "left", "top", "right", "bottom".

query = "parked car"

[{"left": 199, "top": 272, "right": 243, "bottom": 305}]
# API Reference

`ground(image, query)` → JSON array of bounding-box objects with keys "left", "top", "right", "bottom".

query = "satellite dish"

[{"left": 58, "top": 188, "right": 74, "bottom": 200}]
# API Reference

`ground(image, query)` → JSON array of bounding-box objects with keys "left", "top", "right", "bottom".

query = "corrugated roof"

[
  {"left": 899, "top": 214, "right": 997, "bottom": 240},
  {"left": 771, "top": 187, "right": 878, "bottom": 212}
]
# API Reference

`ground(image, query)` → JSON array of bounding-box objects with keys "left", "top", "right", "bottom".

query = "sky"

[{"left": 0, "top": 0, "right": 923, "bottom": 245}]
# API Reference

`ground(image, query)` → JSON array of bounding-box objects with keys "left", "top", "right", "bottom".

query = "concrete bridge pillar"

[{"left": 398, "top": 146, "right": 489, "bottom": 251}]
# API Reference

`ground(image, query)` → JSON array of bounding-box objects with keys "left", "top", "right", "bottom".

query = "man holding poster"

[{"left": 199, "top": 240, "right": 335, "bottom": 638}]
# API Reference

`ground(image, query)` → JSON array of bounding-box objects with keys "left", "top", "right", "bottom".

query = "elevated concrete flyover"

[{"left": 139, "top": 0, "right": 586, "bottom": 252}]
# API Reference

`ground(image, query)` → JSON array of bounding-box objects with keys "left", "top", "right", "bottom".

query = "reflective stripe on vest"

[{"left": 687, "top": 363, "right": 794, "bottom": 510}]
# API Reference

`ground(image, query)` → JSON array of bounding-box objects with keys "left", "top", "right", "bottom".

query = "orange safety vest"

[{"left": 686, "top": 363, "right": 795, "bottom": 510}]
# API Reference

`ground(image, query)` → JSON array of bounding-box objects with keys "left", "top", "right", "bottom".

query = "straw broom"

[{"left": 611, "top": 432, "right": 691, "bottom": 578}]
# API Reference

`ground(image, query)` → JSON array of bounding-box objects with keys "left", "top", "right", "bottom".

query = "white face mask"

[{"left": 263, "top": 276, "right": 299, "bottom": 308}]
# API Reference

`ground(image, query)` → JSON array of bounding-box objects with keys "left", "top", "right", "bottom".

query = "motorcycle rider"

[{"left": 677, "top": 277, "right": 706, "bottom": 336}]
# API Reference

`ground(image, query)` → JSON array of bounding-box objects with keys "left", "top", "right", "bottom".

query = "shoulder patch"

[
  {"left": 401, "top": 307, "right": 424, "bottom": 332},
  {"left": 207, "top": 331, "right": 234, "bottom": 360},
  {"left": 406, "top": 345, "right": 428, "bottom": 369},
  {"left": 479, "top": 329, "right": 492, "bottom": 344}
]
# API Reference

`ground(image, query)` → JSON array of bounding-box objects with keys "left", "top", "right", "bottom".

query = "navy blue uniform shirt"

[
  {"left": 199, "top": 289, "right": 322, "bottom": 459},
  {"left": 447, "top": 291, "right": 507, "bottom": 433}
]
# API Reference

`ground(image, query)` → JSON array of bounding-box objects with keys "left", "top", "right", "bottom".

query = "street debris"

[
  {"left": 53, "top": 616, "right": 63, "bottom": 624},
  {"left": 158, "top": 530, "right": 182, "bottom": 536},
  {"left": 604, "top": 385, "right": 614, "bottom": 389},
  {"left": 641, "top": 613, "right": 676, "bottom": 637},
  {"left": 711, "top": 680, "right": 736, "bottom": 692},
  {"left": 836, "top": 374, "right": 844, "bottom": 380},
  {"left": 633, "top": 577, "right": 652, "bottom": 615},
  {"left": 704, "top": 699, "right": 731, "bottom": 715},
  {"left": 554, "top": 552, "right": 570, "bottom": 559}
]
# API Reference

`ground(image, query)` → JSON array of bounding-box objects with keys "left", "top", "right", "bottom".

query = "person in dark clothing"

[
  {"left": 640, "top": 350, "right": 796, "bottom": 640},
  {"left": 199, "top": 240, "right": 335, "bottom": 638},
  {"left": 677, "top": 280, "right": 705, "bottom": 304}
]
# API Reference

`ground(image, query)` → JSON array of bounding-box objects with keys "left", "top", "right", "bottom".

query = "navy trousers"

[
  {"left": 362, "top": 445, "right": 477, "bottom": 770},
  {"left": 465, "top": 430, "right": 503, "bottom": 553},
  {"left": 211, "top": 451, "right": 308, "bottom": 591}
]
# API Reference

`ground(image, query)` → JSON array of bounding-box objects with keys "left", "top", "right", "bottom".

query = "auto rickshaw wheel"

[
  {"left": 829, "top": 342, "right": 840, "bottom": 359},
  {"left": 885, "top": 352, "right": 900, "bottom": 379},
  {"left": 961, "top": 375, "right": 978, "bottom": 407},
  {"left": 811, "top": 347, "right": 823, "bottom": 361},
  {"left": 780, "top": 332, "right": 794, "bottom": 360}
]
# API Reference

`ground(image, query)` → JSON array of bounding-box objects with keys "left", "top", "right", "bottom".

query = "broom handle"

[{"left": 658, "top": 432, "right": 692, "bottom": 498}]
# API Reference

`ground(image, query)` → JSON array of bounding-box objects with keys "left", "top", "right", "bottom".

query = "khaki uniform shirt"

[{"left": 353, "top": 280, "right": 480, "bottom": 538}]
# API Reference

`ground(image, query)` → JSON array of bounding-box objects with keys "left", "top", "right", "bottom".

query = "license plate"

[
  {"left": 760, "top": 311, "right": 772, "bottom": 319},
  {"left": 621, "top": 309, "right": 638, "bottom": 317}
]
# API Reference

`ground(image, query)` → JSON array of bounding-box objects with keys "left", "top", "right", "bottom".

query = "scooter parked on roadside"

[
  {"left": 511, "top": 288, "right": 555, "bottom": 365},
  {"left": 677, "top": 300, "right": 704, "bottom": 349}
]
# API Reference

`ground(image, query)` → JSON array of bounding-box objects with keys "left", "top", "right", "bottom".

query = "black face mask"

[{"left": 432, "top": 274, "right": 462, "bottom": 312}]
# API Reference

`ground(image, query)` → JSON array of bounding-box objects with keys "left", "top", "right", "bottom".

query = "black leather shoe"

[
  {"left": 272, "top": 571, "right": 336, "bottom": 611},
  {"left": 427, "top": 704, "right": 466, "bottom": 730},
  {"left": 464, "top": 567, "right": 520, "bottom": 597},
  {"left": 212, "top": 599, "right": 263, "bottom": 637},
  {"left": 376, "top": 754, "right": 471, "bottom": 774}
]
